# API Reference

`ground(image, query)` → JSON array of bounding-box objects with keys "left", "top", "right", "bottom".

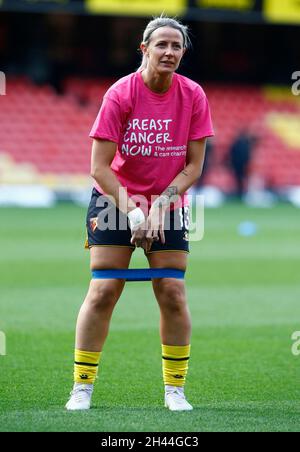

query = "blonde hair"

[{"left": 138, "top": 16, "right": 190, "bottom": 72}]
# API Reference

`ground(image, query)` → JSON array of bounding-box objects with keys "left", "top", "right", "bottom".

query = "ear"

[{"left": 140, "top": 43, "right": 148, "bottom": 56}]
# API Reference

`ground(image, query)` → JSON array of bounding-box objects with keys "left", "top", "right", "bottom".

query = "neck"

[{"left": 141, "top": 68, "right": 173, "bottom": 94}]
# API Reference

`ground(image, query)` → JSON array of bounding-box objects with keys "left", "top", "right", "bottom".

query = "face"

[{"left": 141, "top": 26, "right": 186, "bottom": 75}]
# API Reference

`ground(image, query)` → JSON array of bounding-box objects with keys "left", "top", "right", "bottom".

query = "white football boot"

[
  {"left": 164, "top": 386, "right": 193, "bottom": 411},
  {"left": 65, "top": 383, "right": 94, "bottom": 411}
]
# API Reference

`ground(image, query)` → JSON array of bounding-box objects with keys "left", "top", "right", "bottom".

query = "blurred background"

[{"left": 0, "top": 0, "right": 300, "bottom": 208}]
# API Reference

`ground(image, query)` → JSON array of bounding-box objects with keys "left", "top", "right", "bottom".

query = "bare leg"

[
  {"left": 76, "top": 247, "right": 133, "bottom": 351},
  {"left": 147, "top": 252, "right": 191, "bottom": 345},
  {"left": 76, "top": 278, "right": 126, "bottom": 351}
]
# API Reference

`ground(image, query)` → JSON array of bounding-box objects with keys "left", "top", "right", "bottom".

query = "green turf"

[{"left": 0, "top": 203, "right": 300, "bottom": 432}]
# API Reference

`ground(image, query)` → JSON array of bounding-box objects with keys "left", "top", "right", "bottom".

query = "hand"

[
  {"left": 146, "top": 203, "right": 167, "bottom": 246},
  {"left": 130, "top": 222, "right": 147, "bottom": 249},
  {"left": 128, "top": 207, "right": 147, "bottom": 249}
]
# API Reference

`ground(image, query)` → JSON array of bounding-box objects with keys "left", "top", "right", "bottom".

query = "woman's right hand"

[
  {"left": 130, "top": 223, "right": 147, "bottom": 249},
  {"left": 131, "top": 223, "right": 156, "bottom": 253},
  {"left": 128, "top": 207, "right": 150, "bottom": 251}
]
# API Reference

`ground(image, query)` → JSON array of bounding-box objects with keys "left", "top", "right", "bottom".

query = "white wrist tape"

[{"left": 127, "top": 207, "right": 145, "bottom": 230}]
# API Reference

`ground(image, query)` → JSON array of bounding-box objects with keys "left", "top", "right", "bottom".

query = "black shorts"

[{"left": 85, "top": 188, "right": 189, "bottom": 254}]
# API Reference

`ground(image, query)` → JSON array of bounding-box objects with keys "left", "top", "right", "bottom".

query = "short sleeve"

[
  {"left": 188, "top": 87, "right": 214, "bottom": 141},
  {"left": 89, "top": 94, "right": 123, "bottom": 143}
]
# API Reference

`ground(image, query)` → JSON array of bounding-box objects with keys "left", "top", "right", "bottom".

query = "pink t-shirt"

[{"left": 90, "top": 71, "right": 214, "bottom": 211}]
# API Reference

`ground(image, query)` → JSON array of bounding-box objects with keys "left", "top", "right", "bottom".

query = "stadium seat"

[{"left": 1, "top": 78, "right": 300, "bottom": 191}]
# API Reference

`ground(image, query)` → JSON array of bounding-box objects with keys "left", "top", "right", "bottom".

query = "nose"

[{"left": 164, "top": 45, "right": 175, "bottom": 57}]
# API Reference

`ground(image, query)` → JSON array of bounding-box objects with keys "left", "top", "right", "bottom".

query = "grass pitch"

[{"left": 0, "top": 203, "right": 300, "bottom": 432}]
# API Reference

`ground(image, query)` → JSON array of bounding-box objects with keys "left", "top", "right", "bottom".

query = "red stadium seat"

[{"left": 1, "top": 78, "right": 300, "bottom": 189}]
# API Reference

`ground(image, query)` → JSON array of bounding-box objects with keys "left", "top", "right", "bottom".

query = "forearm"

[
  {"left": 147, "top": 165, "right": 200, "bottom": 243},
  {"left": 92, "top": 167, "right": 136, "bottom": 214},
  {"left": 158, "top": 138, "right": 207, "bottom": 203},
  {"left": 159, "top": 164, "right": 202, "bottom": 203}
]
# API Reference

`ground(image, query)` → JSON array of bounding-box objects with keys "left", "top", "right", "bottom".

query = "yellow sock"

[
  {"left": 74, "top": 349, "right": 101, "bottom": 384},
  {"left": 162, "top": 344, "right": 190, "bottom": 387}
]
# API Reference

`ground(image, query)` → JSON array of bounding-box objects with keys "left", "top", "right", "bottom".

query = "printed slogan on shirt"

[{"left": 121, "top": 119, "right": 187, "bottom": 158}]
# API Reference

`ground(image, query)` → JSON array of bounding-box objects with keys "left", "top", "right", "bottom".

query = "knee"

[
  {"left": 157, "top": 281, "right": 186, "bottom": 313},
  {"left": 86, "top": 283, "right": 120, "bottom": 312}
]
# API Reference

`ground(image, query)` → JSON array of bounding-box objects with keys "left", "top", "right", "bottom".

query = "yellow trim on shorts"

[
  {"left": 85, "top": 230, "right": 135, "bottom": 250},
  {"left": 85, "top": 243, "right": 135, "bottom": 250}
]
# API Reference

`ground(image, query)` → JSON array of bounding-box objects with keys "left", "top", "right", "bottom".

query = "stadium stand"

[{"left": 1, "top": 78, "right": 300, "bottom": 192}]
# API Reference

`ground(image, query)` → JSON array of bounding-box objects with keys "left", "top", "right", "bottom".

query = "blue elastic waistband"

[{"left": 92, "top": 268, "right": 185, "bottom": 281}]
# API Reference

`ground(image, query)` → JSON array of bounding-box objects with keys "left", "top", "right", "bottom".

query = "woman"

[{"left": 66, "top": 16, "right": 214, "bottom": 411}]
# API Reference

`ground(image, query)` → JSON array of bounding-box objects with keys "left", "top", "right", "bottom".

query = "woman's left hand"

[{"left": 145, "top": 203, "right": 167, "bottom": 252}]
